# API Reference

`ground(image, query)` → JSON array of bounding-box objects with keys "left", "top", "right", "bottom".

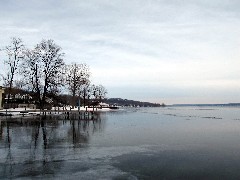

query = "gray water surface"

[{"left": 1, "top": 107, "right": 240, "bottom": 179}]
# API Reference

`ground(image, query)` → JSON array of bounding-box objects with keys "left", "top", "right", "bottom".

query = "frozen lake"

[{"left": 1, "top": 106, "right": 240, "bottom": 179}]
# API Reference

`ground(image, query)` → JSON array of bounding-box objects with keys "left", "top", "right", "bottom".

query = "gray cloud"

[{"left": 1, "top": 0, "right": 240, "bottom": 104}]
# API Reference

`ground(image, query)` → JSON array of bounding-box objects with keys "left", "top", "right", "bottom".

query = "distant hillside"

[{"left": 103, "top": 98, "right": 165, "bottom": 107}]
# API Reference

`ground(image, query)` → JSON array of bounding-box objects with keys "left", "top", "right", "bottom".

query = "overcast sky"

[{"left": 1, "top": 0, "right": 240, "bottom": 104}]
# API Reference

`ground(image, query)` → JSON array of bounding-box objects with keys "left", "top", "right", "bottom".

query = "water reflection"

[
  {"left": 0, "top": 112, "right": 106, "bottom": 179},
  {"left": 3, "top": 107, "right": 240, "bottom": 179}
]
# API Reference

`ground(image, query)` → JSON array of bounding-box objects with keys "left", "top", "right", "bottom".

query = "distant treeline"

[{"left": 103, "top": 98, "right": 165, "bottom": 107}]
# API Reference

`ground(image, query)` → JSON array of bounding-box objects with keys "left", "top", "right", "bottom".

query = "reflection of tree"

[
  {"left": 33, "top": 121, "right": 40, "bottom": 148},
  {"left": 69, "top": 120, "right": 89, "bottom": 147},
  {"left": 6, "top": 121, "right": 11, "bottom": 149},
  {"left": 1, "top": 121, "right": 14, "bottom": 178},
  {"left": 0, "top": 121, "right": 3, "bottom": 140},
  {"left": 41, "top": 118, "right": 48, "bottom": 149},
  {"left": 0, "top": 112, "right": 106, "bottom": 178},
  {"left": 67, "top": 112, "right": 104, "bottom": 148}
]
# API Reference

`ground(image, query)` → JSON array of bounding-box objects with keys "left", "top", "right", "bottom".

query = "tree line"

[
  {"left": 0, "top": 37, "right": 107, "bottom": 109},
  {"left": 103, "top": 98, "right": 165, "bottom": 107}
]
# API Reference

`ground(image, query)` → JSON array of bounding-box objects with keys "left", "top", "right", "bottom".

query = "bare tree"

[
  {"left": 92, "top": 84, "right": 107, "bottom": 101},
  {"left": 22, "top": 39, "right": 65, "bottom": 109},
  {"left": 65, "top": 63, "right": 90, "bottom": 107},
  {"left": 2, "top": 37, "right": 24, "bottom": 103},
  {"left": 22, "top": 48, "right": 42, "bottom": 106},
  {"left": 79, "top": 79, "right": 91, "bottom": 107}
]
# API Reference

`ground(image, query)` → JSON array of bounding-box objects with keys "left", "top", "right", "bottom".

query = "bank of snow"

[{"left": 0, "top": 106, "right": 118, "bottom": 117}]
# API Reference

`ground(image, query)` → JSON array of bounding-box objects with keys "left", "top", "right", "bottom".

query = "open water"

[{"left": 1, "top": 106, "right": 240, "bottom": 179}]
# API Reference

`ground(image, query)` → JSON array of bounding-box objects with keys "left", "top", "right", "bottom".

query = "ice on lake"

[{"left": 1, "top": 106, "right": 240, "bottom": 179}]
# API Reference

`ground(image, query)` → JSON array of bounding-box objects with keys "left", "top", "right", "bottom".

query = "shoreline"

[{"left": 0, "top": 106, "right": 119, "bottom": 117}]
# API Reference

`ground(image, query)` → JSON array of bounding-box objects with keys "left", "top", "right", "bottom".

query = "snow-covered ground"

[
  {"left": 52, "top": 106, "right": 117, "bottom": 112},
  {"left": 0, "top": 107, "right": 41, "bottom": 117},
  {"left": 0, "top": 106, "right": 116, "bottom": 117}
]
